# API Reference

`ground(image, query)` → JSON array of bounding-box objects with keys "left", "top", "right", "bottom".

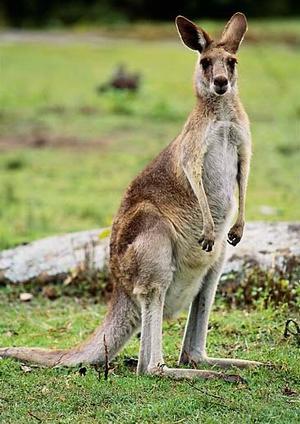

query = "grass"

[
  {"left": 0, "top": 21, "right": 300, "bottom": 248},
  {"left": 0, "top": 292, "right": 299, "bottom": 423}
]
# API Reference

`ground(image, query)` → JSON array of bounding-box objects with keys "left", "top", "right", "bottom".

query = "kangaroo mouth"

[{"left": 214, "top": 86, "right": 228, "bottom": 95}]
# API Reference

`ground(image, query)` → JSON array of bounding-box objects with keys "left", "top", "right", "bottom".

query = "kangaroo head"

[{"left": 176, "top": 13, "right": 247, "bottom": 97}]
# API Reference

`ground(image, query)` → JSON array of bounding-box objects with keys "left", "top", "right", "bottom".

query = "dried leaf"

[
  {"left": 5, "top": 330, "right": 18, "bottom": 337},
  {"left": 79, "top": 367, "right": 87, "bottom": 377},
  {"left": 41, "top": 386, "right": 49, "bottom": 395},
  {"left": 223, "top": 374, "right": 247, "bottom": 385},
  {"left": 283, "top": 385, "right": 298, "bottom": 397},
  {"left": 21, "top": 365, "right": 32, "bottom": 373},
  {"left": 42, "top": 286, "right": 58, "bottom": 300}
]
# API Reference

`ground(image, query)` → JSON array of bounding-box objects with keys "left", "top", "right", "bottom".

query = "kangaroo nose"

[
  {"left": 214, "top": 76, "right": 228, "bottom": 87},
  {"left": 213, "top": 76, "right": 228, "bottom": 94}
]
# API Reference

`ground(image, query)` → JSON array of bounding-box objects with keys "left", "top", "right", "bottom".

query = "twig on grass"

[
  {"left": 186, "top": 380, "right": 238, "bottom": 411},
  {"left": 103, "top": 334, "right": 109, "bottom": 380},
  {"left": 28, "top": 411, "right": 42, "bottom": 422}
]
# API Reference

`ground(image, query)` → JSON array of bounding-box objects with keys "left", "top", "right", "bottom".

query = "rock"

[{"left": 19, "top": 292, "right": 33, "bottom": 302}]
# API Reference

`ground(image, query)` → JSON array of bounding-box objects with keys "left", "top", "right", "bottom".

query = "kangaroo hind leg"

[
  {"left": 179, "top": 251, "right": 262, "bottom": 369},
  {"left": 132, "top": 221, "right": 173, "bottom": 375},
  {"left": 134, "top": 223, "right": 222, "bottom": 380}
]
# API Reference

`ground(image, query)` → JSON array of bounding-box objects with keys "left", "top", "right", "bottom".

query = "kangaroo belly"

[
  {"left": 164, "top": 240, "right": 223, "bottom": 318},
  {"left": 164, "top": 268, "right": 206, "bottom": 318}
]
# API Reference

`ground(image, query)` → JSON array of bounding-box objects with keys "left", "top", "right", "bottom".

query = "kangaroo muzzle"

[{"left": 213, "top": 75, "right": 229, "bottom": 95}]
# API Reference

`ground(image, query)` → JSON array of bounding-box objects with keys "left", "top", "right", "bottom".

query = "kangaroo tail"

[{"left": 0, "top": 288, "right": 140, "bottom": 367}]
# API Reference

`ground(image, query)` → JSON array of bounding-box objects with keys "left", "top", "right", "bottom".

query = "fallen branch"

[
  {"left": 0, "top": 222, "right": 299, "bottom": 286},
  {"left": 27, "top": 411, "right": 42, "bottom": 422},
  {"left": 186, "top": 380, "right": 239, "bottom": 411},
  {"left": 0, "top": 228, "right": 109, "bottom": 285}
]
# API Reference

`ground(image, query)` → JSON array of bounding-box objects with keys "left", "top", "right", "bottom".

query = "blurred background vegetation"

[
  {"left": 1, "top": 0, "right": 300, "bottom": 27},
  {"left": 0, "top": 2, "right": 299, "bottom": 250}
]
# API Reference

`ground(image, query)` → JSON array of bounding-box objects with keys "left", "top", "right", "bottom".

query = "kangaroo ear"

[
  {"left": 175, "top": 16, "right": 212, "bottom": 53},
  {"left": 219, "top": 12, "right": 248, "bottom": 53}
]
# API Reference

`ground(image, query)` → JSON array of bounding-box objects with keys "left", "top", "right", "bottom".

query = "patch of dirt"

[
  {"left": 0, "top": 29, "right": 299, "bottom": 47},
  {"left": 38, "top": 105, "right": 100, "bottom": 116},
  {"left": 0, "top": 133, "right": 115, "bottom": 152},
  {"left": 246, "top": 32, "right": 300, "bottom": 47}
]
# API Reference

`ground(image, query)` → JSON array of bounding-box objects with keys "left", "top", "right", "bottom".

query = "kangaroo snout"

[{"left": 213, "top": 76, "right": 228, "bottom": 95}]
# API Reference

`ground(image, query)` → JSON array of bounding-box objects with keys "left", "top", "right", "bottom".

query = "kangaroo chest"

[{"left": 202, "top": 120, "right": 242, "bottom": 224}]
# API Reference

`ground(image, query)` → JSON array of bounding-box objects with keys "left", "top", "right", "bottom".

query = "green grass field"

[
  {"left": 0, "top": 293, "right": 299, "bottom": 423},
  {"left": 0, "top": 23, "right": 299, "bottom": 249}
]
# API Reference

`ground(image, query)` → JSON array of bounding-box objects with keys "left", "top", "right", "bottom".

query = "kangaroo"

[{"left": 0, "top": 13, "right": 262, "bottom": 379}]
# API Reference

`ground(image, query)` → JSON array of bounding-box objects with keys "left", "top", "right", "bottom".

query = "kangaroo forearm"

[
  {"left": 236, "top": 154, "right": 250, "bottom": 224},
  {"left": 227, "top": 148, "right": 250, "bottom": 246},
  {"left": 183, "top": 164, "right": 214, "bottom": 231},
  {"left": 197, "top": 180, "right": 214, "bottom": 231}
]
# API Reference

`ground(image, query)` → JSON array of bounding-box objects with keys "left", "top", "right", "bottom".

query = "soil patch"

[
  {"left": 0, "top": 133, "right": 114, "bottom": 152},
  {"left": 0, "top": 29, "right": 299, "bottom": 47}
]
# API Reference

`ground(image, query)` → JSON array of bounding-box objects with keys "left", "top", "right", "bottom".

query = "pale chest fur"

[{"left": 203, "top": 119, "right": 246, "bottom": 227}]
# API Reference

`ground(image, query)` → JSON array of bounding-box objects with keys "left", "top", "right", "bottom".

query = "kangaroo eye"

[
  {"left": 200, "top": 58, "right": 211, "bottom": 70},
  {"left": 227, "top": 58, "right": 237, "bottom": 69}
]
